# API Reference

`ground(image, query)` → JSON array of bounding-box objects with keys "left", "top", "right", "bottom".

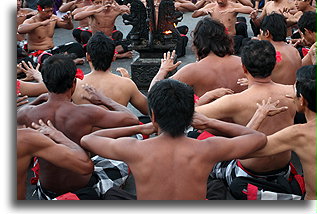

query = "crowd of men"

[{"left": 16, "top": 0, "right": 316, "bottom": 200}]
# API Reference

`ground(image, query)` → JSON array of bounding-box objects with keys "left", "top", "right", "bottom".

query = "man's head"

[
  {"left": 86, "top": 32, "right": 115, "bottom": 71},
  {"left": 241, "top": 40, "right": 276, "bottom": 78},
  {"left": 41, "top": 54, "right": 77, "bottom": 94},
  {"left": 216, "top": 0, "right": 228, "bottom": 7},
  {"left": 37, "top": 0, "right": 54, "bottom": 19},
  {"left": 147, "top": 79, "right": 194, "bottom": 138},
  {"left": 295, "top": 65, "right": 316, "bottom": 113},
  {"left": 294, "top": 0, "right": 313, "bottom": 11},
  {"left": 192, "top": 17, "right": 233, "bottom": 60},
  {"left": 92, "top": 0, "right": 104, "bottom": 5},
  {"left": 260, "top": 13, "right": 287, "bottom": 42},
  {"left": 297, "top": 11, "right": 316, "bottom": 45},
  {"left": 17, "top": 0, "right": 22, "bottom": 10}
]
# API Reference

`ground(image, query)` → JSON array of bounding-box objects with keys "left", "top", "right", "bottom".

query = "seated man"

[
  {"left": 72, "top": 32, "right": 148, "bottom": 115},
  {"left": 18, "top": 0, "right": 85, "bottom": 64},
  {"left": 195, "top": 40, "right": 298, "bottom": 194},
  {"left": 73, "top": 0, "right": 132, "bottom": 59},
  {"left": 150, "top": 18, "right": 247, "bottom": 97},
  {"left": 80, "top": 78, "right": 267, "bottom": 200},
  {"left": 258, "top": 13, "right": 301, "bottom": 85},
  {"left": 17, "top": 54, "right": 139, "bottom": 199},
  {"left": 247, "top": 65, "right": 316, "bottom": 200}
]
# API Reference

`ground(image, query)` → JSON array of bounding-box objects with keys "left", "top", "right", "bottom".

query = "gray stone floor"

[{"left": 25, "top": 12, "right": 303, "bottom": 200}]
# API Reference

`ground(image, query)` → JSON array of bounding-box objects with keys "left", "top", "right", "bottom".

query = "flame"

[
  {"left": 174, "top": 23, "right": 177, "bottom": 28},
  {"left": 163, "top": 30, "right": 172, "bottom": 35}
]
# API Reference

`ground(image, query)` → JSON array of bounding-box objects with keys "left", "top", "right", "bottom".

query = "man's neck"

[
  {"left": 305, "top": 109, "right": 316, "bottom": 123},
  {"left": 48, "top": 91, "right": 73, "bottom": 102},
  {"left": 247, "top": 76, "right": 274, "bottom": 87}
]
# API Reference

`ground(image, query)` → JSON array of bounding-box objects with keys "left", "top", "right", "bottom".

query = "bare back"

[
  {"left": 172, "top": 54, "right": 246, "bottom": 97},
  {"left": 17, "top": 101, "right": 98, "bottom": 194},
  {"left": 271, "top": 42, "right": 302, "bottom": 85},
  {"left": 197, "top": 82, "right": 296, "bottom": 172},
  {"left": 72, "top": 71, "right": 146, "bottom": 106},
  {"left": 129, "top": 136, "right": 215, "bottom": 200}
]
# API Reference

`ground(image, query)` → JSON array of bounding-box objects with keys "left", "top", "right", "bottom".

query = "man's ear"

[
  {"left": 303, "top": 28, "right": 311, "bottom": 34},
  {"left": 264, "top": 30, "right": 270, "bottom": 38},
  {"left": 150, "top": 110, "right": 156, "bottom": 123},
  {"left": 86, "top": 53, "right": 91, "bottom": 61}
]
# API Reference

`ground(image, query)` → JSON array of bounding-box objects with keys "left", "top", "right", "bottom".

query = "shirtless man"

[
  {"left": 248, "top": 65, "right": 316, "bottom": 200},
  {"left": 150, "top": 18, "right": 246, "bottom": 97},
  {"left": 281, "top": 0, "right": 315, "bottom": 27},
  {"left": 17, "top": 121, "right": 93, "bottom": 200},
  {"left": 259, "top": 13, "right": 301, "bottom": 85},
  {"left": 18, "top": 0, "right": 85, "bottom": 64},
  {"left": 250, "top": 0, "right": 295, "bottom": 36},
  {"left": 73, "top": 0, "right": 128, "bottom": 37},
  {"left": 17, "top": 54, "right": 139, "bottom": 199},
  {"left": 71, "top": 32, "right": 148, "bottom": 115},
  {"left": 195, "top": 40, "right": 297, "bottom": 187},
  {"left": 297, "top": 11, "right": 316, "bottom": 66},
  {"left": 17, "top": 0, "right": 37, "bottom": 43},
  {"left": 80, "top": 78, "right": 267, "bottom": 200},
  {"left": 59, "top": 0, "right": 93, "bottom": 44},
  {"left": 192, "top": 0, "right": 254, "bottom": 36},
  {"left": 74, "top": 0, "right": 131, "bottom": 58}
]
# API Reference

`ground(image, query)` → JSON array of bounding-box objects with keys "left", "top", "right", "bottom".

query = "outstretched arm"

[
  {"left": 81, "top": 123, "right": 156, "bottom": 161},
  {"left": 193, "top": 112, "right": 267, "bottom": 161}
]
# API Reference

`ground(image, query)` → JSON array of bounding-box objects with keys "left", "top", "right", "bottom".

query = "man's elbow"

[
  {"left": 79, "top": 159, "right": 94, "bottom": 175},
  {"left": 256, "top": 132, "right": 267, "bottom": 149}
]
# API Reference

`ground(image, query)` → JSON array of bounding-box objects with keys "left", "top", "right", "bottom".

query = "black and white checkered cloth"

[
  {"left": 91, "top": 155, "right": 129, "bottom": 198},
  {"left": 210, "top": 160, "right": 302, "bottom": 200}
]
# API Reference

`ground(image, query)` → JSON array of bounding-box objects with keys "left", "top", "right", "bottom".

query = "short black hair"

[
  {"left": 298, "top": 11, "right": 316, "bottom": 34},
  {"left": 241, "top": 40, "right": 276, "bottom": 78},
  {"left": 260, "top": 13, "right": 287, "bottom": 42},
  {"left": 192, "top": 17, "right": 234, "bottom": 60},
  {"left": 295, "top": 65, "right": 316, "bottom": 112},
  {"left": 37, "top": 0, "right": 54, "bottom": 8},
  {"left": 147, "top": 79, "right": 194, "bottom": 138},
  {"left": 86, "top": 32, "right": 115, "bottom": 71},
  {"left": 41, "top": 54, "right": 77, "bottom": 93}
]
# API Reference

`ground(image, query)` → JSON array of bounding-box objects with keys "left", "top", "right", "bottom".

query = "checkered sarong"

[
  {"left": 210, "top": 160, "right": 302, "bottom": 200},
  {"left": 92, "top": 155, "right": 129, "bottom": 197}
]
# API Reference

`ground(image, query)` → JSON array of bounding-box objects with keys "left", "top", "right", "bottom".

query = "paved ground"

[{"left": 25, "top": 11, "right": 302, "bottom": 200}]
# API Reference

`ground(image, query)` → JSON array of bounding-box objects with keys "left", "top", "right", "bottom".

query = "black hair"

[
  {"left": 260, "top": 13, "right": 287, "bottom": 42},
  {"left": 298, "top": 11, "right": 316, "bottom": 34},
  {"left": 37, "top": 0, "right": 54, "bottom": 8},
  {"left": 192, "top": 17, "right": 234, "bottom": 60},
  {"left": 86, "top": 31, "right": 115, "bottom": 71},
  {"left": 241, "top": 40, "right": 276, "bottom": 78},
  {"left": 295, "top": 65, "right": 316, "bottom": 112},
  {"left": 147, "top": 79, "right": 194, "bottom": 138},
  {"left": 41, "top": 54, "right": 77, "bottom": 93}
]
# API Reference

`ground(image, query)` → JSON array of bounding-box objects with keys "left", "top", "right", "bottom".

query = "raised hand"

[
  {"left": 140, "top": 122, "right": 158, "bottom": 136},
  {"left": 250, "top": 9, "right": 258, "bottom": 20},
  {"left": 237, "top": 78, "right": 248, "bottom": 86},
  {"left": 117, "top": 67, "right": 130, "bottom": 78},
  {"left": 81, "top": 83, "right": 105, "bottom": 105},
  {"left": 191, "top": 112, "right": 212, "bottom": 130},
  {"left": 17, "top": 93, "right": 28, "bottom": 107},
  {"left": 256, "top": 97, "right": 288, "bottom": 117},
  {"left": 32, "top": 119, "right": 63, "bottom": 141},
  {"left": 19, "top": 61, "right": 42, "bottom": 82},
  {"left": 159, "top": 50, "right": 182, "bottom": 73}
]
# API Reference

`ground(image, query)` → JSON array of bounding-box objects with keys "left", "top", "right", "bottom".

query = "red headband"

[
  {"left": 37, "top": 5, "right": 44, "bottom": 11},
  {"left": 75, "top": 68, "right": 84, "bottom": 80}
]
